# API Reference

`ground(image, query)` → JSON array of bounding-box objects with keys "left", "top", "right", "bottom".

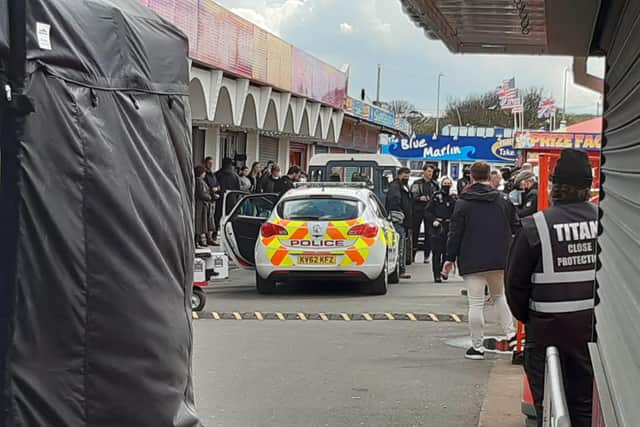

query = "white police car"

[{"left": 222, "top": 183, "right": 400, "bottom": 295}]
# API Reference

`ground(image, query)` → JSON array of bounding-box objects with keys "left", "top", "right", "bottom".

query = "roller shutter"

[
  {"left": 592, "top": 0, "right": 640, "bottom": 425},
  {"left": 259, "top": 136, "right": 279, "bottom": 164}
]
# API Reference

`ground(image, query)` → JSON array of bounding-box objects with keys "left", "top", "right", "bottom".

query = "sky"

[{"left": 217, "top": 0, "right": 604, "bottom": 116}]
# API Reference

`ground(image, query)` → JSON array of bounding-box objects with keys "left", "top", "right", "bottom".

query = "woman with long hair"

[{"left": 249, "top": 161, "right": 262, "bottom": 192}]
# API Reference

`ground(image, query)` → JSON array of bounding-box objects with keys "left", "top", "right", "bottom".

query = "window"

[
  {"left": 369, "top": 195, "right": 387, "bottom": 218},
  {"left": 278, "top": 198, "right": 361, "bottom": 221},
  {"left": 236, "top": 195, "right": 276, "bottom": 219}
]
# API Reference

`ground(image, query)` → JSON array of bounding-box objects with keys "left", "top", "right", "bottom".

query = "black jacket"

[
  {"left": 204, "top": 171, "right": 219, "bottom": 194},
  {"left": 517, "top": 184, "right": 538, "bottom": 218},
  {"left": 457, "top": 176, "right": 471, "bottom": 195},
  {"left": 446, "top": 183, "right": 519, "bottom": 275},
  {"left": 385, "top": 179, "right": 413, "bottom": 228},
  {"left": 426, "top": 191, "right": 456, "bottom": 239},
  {"left": 261, "top": 175, "right": 279, "bottom": 193},
  {"left": 215, "top": 167, "right": 241, "bottom": 193},
  {"left": 410, "top": 178, "right": 439, "bottom": 211},
  {"left": 274, "top": 175, "right": 295, "bottom": 195}
]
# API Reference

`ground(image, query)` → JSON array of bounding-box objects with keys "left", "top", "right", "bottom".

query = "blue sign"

[
  {"left": 382, "top": 134, "right": 517, "bottom": 163},
  {"left": 368, "top": 107, "right": 395, "bottom": 128}
]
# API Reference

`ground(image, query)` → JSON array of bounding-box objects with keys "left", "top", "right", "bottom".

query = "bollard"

[{"left": 542, "top": 346, "right": 571, "bottom": 427}]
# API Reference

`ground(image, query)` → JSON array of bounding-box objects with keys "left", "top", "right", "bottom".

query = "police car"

[{"left": 221, "top": 183, "right": 400, "bottom": 295}]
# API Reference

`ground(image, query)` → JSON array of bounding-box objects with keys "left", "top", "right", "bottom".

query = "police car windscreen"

[{"left": 278, "top": 198, "right": 361, "bottom": 221}]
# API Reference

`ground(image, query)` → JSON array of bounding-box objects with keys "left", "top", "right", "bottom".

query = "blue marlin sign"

[{"left": 382, "top": 134, "right": 516, "bottom": 163}]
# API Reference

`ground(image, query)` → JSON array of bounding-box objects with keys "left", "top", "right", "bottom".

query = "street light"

[
  {"left": 562, "top": 67, "right": 570, "bottom": 122},
  {"left": 435, "top": 72, "right": 444, "bottom": 136}
]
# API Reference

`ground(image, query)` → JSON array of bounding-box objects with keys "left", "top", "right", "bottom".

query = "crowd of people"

[
  {"left": 386, "top": 151, "right": 597, "bottom": 427},
  {"left": 193, "top": 158, "right": 305, "bottom": 247}
]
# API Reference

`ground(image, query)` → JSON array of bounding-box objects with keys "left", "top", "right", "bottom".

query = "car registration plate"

[{"left": 298, "top": 255, "right": 337, "bottom": 265}]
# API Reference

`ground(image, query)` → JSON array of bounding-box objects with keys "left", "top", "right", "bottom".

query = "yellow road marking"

[
  {"left": 255, "top": 311, "right": 264, "bottom": 321},
  {"left": 212, "top": 312, "right": 220, "bottom": 320},
  {"left": 340, "top": 313, "right": 351, "bottom": 321},
  {"left": 362, "top": 313, "right": 373, "bottom": 321},
  {"left": 428, "top": 313, "right": 439, "bottom": 322},
  {"left": 451, "top": 314, "right": 462, "bottom": 323},
  {"left": 319, "top": 313, "right": 329, "bottom": 321},
  {"left": 406, "top": 313, "right": 417, "bottom": 321},
  {"left": 384, "top": 312, "right": 394, "bottom": 320},
  {"left": 233, "top": 312, "right": 242, "bottom": 320},
  {"left": 297, "top": 312, "right": 307, "bottom": 321},
  {"left": 192, "top": 312, "right": 199, "bottom": 319},
  {"left": 276, "top": 312, "right": 285, "bottom": 321}
]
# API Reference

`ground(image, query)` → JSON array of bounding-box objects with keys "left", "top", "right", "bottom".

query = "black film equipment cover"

[{"left": 1, "top": 0, "right": 201, "bottom": 425}]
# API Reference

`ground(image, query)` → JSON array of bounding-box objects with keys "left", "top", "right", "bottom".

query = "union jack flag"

[{"left": 537, "top": 98, "right": 557, "bottom": 118}]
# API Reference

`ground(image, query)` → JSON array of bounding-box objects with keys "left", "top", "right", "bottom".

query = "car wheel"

[
  {"left": 191, "top": 287, "right": 206, "bottom": 312},
  {"left": 256, "top": 272, "right": 277, "bottom": 294},
  {"left": 388, "top": 259, "right": 399, "bottom": 284},
  {"left": 365, "top": 260, "right": 388, "bottom": 295}
]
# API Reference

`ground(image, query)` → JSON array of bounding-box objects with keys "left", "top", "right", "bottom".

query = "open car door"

[{"left": 221, "top": 193, "right": 279, "bottom": 268}]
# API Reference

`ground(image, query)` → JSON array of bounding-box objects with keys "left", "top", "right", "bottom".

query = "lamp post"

[
  {"left": 435, "top": 72, "right": 444, "bottom": 136},
  {"left": 562, "top": 67, "right": 570, "bottom": 122}
]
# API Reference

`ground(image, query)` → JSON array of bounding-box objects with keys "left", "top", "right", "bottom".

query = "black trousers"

[
  {"left": 412, "top": 211, "right": 431, "bottom": 259},
  {"left": 430, "top": 236, "right": 445, "bottom": 280},
  {"left": 524, "top": 345, "right": 593, "bottom": 427}
]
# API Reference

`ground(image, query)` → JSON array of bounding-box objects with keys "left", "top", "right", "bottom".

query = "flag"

[
  {"left": 512, "top": 98, "right": 524, "bottom": 113},
  {"left": 537, "top": 98, "right": 557, "bottom": 118},
  {"left": 498, "top": 78, "right": 518, "bottom": 110}
]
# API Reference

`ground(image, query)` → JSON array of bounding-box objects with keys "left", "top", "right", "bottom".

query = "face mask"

[
  {"left": 401, "top": 178, "right": 410, "bottom": 186},
  {"left": 442, "top": 186, "right": 451, "bottom": 194}
]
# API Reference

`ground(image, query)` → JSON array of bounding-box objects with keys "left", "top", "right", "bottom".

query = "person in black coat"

[
  {"left": 410, "top": 164, "right": 439, "bottom": 263},
  {"left": 426, "top": 177, "right": 456, "bottom": 283},
  {"left": 385, "top": 167, "right": 413, "bottom": 279},
  {"left": 203, "top": 157, "right": 220, "bottom": 244},
  {"left": 274, "top": 165, "right": 301, "bottom": 196},
  {"left": 212, "top": 158, "right": 241, "bottom": 240},
  {"left": 442, "top": 162, "right": 518, "bottom": 360},
  {"left": 261, "top": 164, "right": 280, "bottom": 193},
  {"left": 456, "top": 166, "right": 472, "bottom": 195},
  {"left": 194, "top": 165, "right": 212, "bottom": 247},
  {"left": 514, "top": 170, "right": 538, "bottom": 218}
]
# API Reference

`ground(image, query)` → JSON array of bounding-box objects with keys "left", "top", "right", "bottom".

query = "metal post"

[
  {"left": 435, "top": 72, "right": 444, "bottom": 136},
  {"left": 542, "top": 346, "right": 571, "bottom": 427},
  {"left": 562, "top": 67, "right": 569, "bottom": 122},
  {"left": 376, "top": 64, "right": 381, "bottom": 104}
]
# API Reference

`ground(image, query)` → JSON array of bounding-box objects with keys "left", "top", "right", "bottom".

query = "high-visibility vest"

[{"left": 527, "top": 202, "right": 598, "bottom": 314}]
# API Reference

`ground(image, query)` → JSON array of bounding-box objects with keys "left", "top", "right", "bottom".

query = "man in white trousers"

[{"left": 442, "top": 161, "right": 518, "bottom": 360}]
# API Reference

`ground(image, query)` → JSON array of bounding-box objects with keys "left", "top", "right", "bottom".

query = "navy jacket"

[{"left": 445, "top": 183, "right": 519, "bottom": 275}]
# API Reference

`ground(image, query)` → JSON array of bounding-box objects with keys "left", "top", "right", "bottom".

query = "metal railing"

[{"left": 543, "top": 346, "right": 572, "bottom": 427}]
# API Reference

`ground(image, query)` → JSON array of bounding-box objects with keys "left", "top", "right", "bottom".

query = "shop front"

[{"left": 289, "top": 142, "right": 309, "bottom": 170}]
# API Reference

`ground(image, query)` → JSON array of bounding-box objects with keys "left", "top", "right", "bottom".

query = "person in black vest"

[
  {"left": 514, "top": 170, "right": 539, "bottom": 218},
  {"left": 506, "top": 149, "right": 597, "bottom": 427},
  {"left": 385, "top": 167, "right": 413, "bottom": 279},
  {"left": 410, "top": 164, "right": 439, "bottom": 263},
  {"left": 426, "top": 176, "right": 456, "bottom": 283}
]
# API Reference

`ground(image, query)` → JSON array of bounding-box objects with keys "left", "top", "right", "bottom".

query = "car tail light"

[
  {"left": 348, "top": 223, "right": 379, "bottom": 238},
  {"left": 260, "top": 222, "right": 288, "bottom": 238}
]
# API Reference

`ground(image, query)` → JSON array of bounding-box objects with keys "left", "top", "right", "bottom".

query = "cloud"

[
  {"left": 215, "top": 0, "right": 602, "bottom": 115},
  {"left": 339, "top": 22, "right": 353, "bottom": 33},
  {"left": 224, "top": 0, "right": 306, "bottom": 36}
]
